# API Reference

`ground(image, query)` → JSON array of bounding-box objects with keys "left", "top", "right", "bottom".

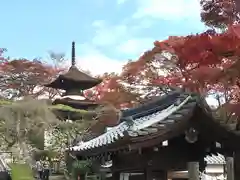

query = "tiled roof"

[
  {"left": 200, "top": 173, "right": 225, "bottom": 180},
  {"left": 205, "top": 153, "right": 225, "bottom": 165},
  {"left": 0, "top": 156, "right": 10, "bottom": 172},
  {"left": 70, "top": 93, "right": 196, "bottom": 151}
]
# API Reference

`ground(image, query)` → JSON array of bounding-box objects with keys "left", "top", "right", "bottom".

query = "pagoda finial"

[{"left": 71, "top": 41, "right": 76, "bottom": 66}]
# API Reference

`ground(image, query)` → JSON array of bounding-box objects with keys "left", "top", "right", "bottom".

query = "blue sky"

[{"left": 1, "top": 0, "right": 207, "bottom": 74}]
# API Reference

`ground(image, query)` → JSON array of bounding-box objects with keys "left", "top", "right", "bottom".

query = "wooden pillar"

[
  {"left": 144, "top": 168, "right": 153, "bottom": 180},
  {"left": 234, "top": 151, "right": 240, "bottom": 180},
  {"left": 226, "top": 156, "right": 234, "bottom": 180},
  {"left": 112, "top": 172, "right": 120, "bottom": 180},
  {"left": 187, "top": 162, "right": 199, "bottom": 180},
  {"left": 152, "top": 171, "right": 167, "bottom": 180},
  {"left": 144, "top": 169, "right": 167, "bottom": 180},
  {"left": 79, "top": 174, "right": 85, "bottom": 180}
]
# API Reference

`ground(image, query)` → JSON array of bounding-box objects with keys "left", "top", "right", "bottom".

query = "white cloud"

[
  {"left": 91, "top": 20, "right": 128, "bottom": 46},
  {"left": 117, "top": 0, "right": 127, "bottom": 4},
  {"left": 76, "top": 52, "right": 126, "bottom": 76},
  {"left": 135, "top": 19, "right": 154, "bottom": 29},
  {"left": 117, "top": 38, "right": 154, "bottom": 56},
  {"left": 90, "top": 0, "right": 202, "bottom": 57},
  {"left": 92, "top": 20, "right": 106, "bottom": 28},
  {"left": 91, "top": 19, "right": 156, "bottom": 57},
  {"left": 65, "top": 43, "right": 126, "bottom": 76},
  {"left": 133, "top": 0, "right": 201, "bottom": 21},
  {"left": 88, "top": 0, "right": 202, "bottom": 72},
  {"left": 76, "top": 0, "right": 202, "bottom": 76}
]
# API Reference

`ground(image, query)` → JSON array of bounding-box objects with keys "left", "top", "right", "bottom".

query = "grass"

[{"left": 10, "top": 163, "right": 34, "bottom": 180}]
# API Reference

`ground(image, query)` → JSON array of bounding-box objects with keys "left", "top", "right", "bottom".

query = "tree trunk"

[
  {"left": 19, "top": 141, "right": 33, "bottom": 166},
  {"left": 234, "top": 151, "right": 240, "bottom": 180}
]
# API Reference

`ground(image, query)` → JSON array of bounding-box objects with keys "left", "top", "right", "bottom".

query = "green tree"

[
  {"left": 45, "top": 120, "right": 93, "bottom": 162},
  {"left": 0, "top": 97, "right": 59, "bottom": 164}
]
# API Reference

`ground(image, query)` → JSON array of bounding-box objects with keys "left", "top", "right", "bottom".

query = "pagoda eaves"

[
  {"left": 45, "top": 66, "right": 102, "bottom": 90},
  {"left": 45, "top": 41, "right": 102, "bottom": 91}
]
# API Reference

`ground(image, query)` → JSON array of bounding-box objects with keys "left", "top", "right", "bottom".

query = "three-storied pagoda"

[
  {"left": 45, "top": 42, "right": 102, "bottom": 119},
  {"left": 69, "top": 89, "right": 240, "bottom": 180}
]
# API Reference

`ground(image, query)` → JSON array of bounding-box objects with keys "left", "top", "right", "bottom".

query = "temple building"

[{"left": 69, "top": 89, "right": 240, "bottom": 180}]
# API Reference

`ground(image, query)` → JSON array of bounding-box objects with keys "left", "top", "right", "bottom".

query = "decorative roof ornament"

[
  {"left": 185, "top": 127, "right": 198, "bottom": 143},
  {"left": 44, "top": 41, "right": 102, "bottom": 90},
  {"left": 71, "top": 41, "right": 76, "bottom": 66}
]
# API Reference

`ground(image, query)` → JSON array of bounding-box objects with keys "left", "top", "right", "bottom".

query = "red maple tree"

[
  {"left": 121, "top": 25, "right": 240, "bottom": 117},
  {"left": 0, "top": 58, "right": 61, "bottom": 99},
  {"left": 235, "top": 0, "right": 240, "bottom": 12},
  {"left": 85, "top": 73, "right": 139, "bottom": 109},
  {"left": 200, "top": 0, "right": 240, "bottom": 29}
]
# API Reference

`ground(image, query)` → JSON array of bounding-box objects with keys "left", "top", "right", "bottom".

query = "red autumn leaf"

[
  {"left": 121, "top": 25, "right": 240, "bottom": 104},
  {"left": 190, "top": 66, "right": 222, "bottom": 82},
  {"left": 200, "top": 0, "right": 239, "bottom": 28},
  {"left": 0, "top": 59, "right": 60, "bottom": 99}
]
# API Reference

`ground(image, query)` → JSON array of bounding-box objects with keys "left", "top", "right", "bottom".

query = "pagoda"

[{"left": 45, "top": 42, "right": 102, "bottom": 115}]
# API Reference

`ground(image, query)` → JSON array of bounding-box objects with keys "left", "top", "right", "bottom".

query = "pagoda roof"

[
  {"left": 53, "top": 97, "right": 99, "bottom": 109},
  {"left": 45, "top": 66, "right": 102, "bottom": 90},
  {"left": 69, "top": 89, "right": 240, "bottom": 156},
  {"left": 52, "top": 108, "right": 96, "bottom": 120},
  {"left": 45, "top": 41, "right": 102, "bottom": 90}
]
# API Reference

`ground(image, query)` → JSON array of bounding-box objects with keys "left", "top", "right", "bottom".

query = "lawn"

[{"left": 10, "top": 163, "right": 34, "bottom": 180}]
